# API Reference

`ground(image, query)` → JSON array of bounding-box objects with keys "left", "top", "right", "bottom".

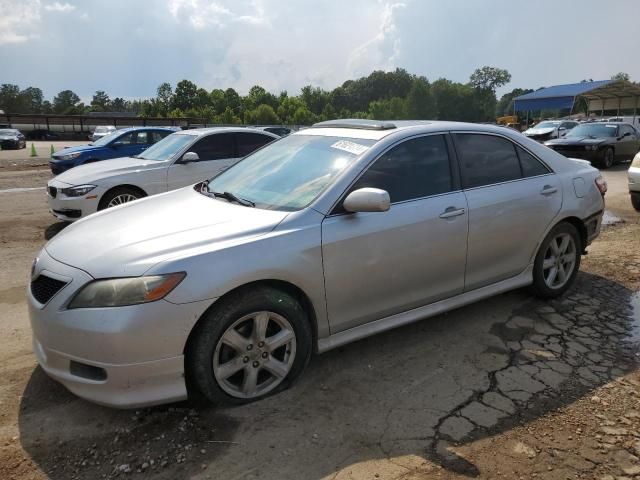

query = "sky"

[{"left": 1, "top": 0, "right": 639, "bottom": 102}]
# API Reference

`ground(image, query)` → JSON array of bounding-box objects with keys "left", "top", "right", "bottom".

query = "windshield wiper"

[{"left": 207, "top": 190, "right": 255, "bottom": 207}]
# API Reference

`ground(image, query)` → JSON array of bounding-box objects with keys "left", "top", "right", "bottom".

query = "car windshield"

[
  {"left": 92, "top": 130, "right": 122, "bottom": 146},
  {"left": 136, "top": 133, "right": 194, "bottom": 161},
  {"left": 0, "top": 129, "right": 18, "bottom": 135},
  {"left": 567, "top": 124, "right": 619, "bottom": 138},
  {"left": 534, "top": 121, "right": 560, "bottom": 129},
  {"left": 205, "top": 134, "right": 376, "bottom": 211}
]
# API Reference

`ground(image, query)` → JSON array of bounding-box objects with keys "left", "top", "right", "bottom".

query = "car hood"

[
  {"left": 0, "top": 134, "right": 18, "bottom": 139},
  {"left": 545, "top": 136, "right": 610, "bottom": 146},
  {"left": 45, "top": 187, "right": 289, "bottom": 278},
  {"left": 51, "top": 156, "right": 164, "bottom": 185},
  {"left": 52, "top": 144, "right": 100, "bottom": 157},
  {"left": 525, "top": 127, "right": 555, "bottom": 136}
]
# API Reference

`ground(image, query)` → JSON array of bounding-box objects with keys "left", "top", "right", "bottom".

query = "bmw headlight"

[
  {"left": 60, "top": 184, "right": 97, "bottom": 197},
  {"left": 68, "top": 272, "right": 186, "bottom": 309},
  {"left": 58, "top": 152, "right": 82, "bottom": 161}
]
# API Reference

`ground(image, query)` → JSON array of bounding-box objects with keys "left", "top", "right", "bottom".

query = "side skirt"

[{"left": 317, "top": 265, "right": 533, "bottom": 354}]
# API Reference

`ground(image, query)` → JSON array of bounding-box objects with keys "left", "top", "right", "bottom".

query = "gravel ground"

[{"left": 0, "top": 160, "right": 639, "bottom": 480}]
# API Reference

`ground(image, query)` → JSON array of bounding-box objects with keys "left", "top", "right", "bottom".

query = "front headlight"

[
  {"left": 58, "top": 152, "right": 82, "bottom": 161},
  {"left": 60, "top": 184, "right": 96, "bottom": 197},
  {"left": 584, "top": 145, "right": 598, "bottom": 151},
  {"left": 68, "top": 272, "right": 186, "bottom": 309}
]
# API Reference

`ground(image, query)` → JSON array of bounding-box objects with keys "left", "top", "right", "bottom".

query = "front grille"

[
  {"left": 31, "top": 274, "right": 68, "bottom": 304},
  {"left": 48, "top": 186, "right": 57, "bottom": 198}
]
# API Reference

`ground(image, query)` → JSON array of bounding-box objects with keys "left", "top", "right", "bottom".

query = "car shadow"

[
  {"left": 18, "top": 271, "right": 637, "bottom": 479},
  {"left": 44, "top": 221, "right": 69, "bottom": 240}
]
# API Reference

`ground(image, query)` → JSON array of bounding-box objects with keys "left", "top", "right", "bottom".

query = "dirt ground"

[{"left": 0, "top": 159, "right": 639, "bottom": 480}]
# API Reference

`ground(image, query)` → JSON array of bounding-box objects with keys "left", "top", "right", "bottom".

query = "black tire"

[
  {"left": 631, "top": 193, "right": 640, "bottom": 212},
  {"left": 530, "top": 222, "right": 581, "bottom": 299},
  {"left": 98, "top": 186, "right": 144, "bottom": 210},
  {"left": 600, "top": 147, "right": 614, "bottom": 169},
  {"left": 186, "top": 286, "right": 312, "bottom": 405}
]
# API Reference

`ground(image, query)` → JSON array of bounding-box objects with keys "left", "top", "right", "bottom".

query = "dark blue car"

[{"left": 49, "top": 127, "right": 178, "bottom": 175}]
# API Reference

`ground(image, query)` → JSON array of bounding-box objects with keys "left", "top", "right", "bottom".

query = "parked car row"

[
  {"left": 544, "top": 122, "right": 640, "bottom": 169},
  {"left": 47, "top": 128, "right": 278, "bottom": 221},
  {"left": 30, "top": 119, "right": 607, "bottom": 408}
]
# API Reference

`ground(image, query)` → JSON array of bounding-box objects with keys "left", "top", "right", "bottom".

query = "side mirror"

[
  {"left": 624, "top": 132, "right": 632, "bottom": 137},
  {"left": 343, "top": 188, "right": 390, "bottom": 213},
  {"left": 182, "top": 152, "right": 200, "bottom": 163},
  {"left": 111, "top": 142, "right": 122, "bottom": 148}
]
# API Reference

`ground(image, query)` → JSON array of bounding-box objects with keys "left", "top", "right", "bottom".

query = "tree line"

[{"left": 0, "top": 68, "right": 632, "bottom": 125}]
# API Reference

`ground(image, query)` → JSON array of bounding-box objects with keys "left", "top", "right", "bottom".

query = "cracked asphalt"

[{"left": 1, "top": 163, "right": 639, "bottom": 479}]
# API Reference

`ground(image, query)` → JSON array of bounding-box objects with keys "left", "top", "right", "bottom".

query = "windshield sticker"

[
  {"left": 605, "top": 125, "right": 617, "bottom": 128},
  {"left": 331, "top": 140, "right": 369, "bottom": 156}
]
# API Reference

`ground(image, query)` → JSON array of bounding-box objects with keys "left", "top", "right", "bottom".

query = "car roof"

[
  {"left": 174, "top": 126, "right": 279, "bottom": 138},
  {"left": 112, "top": 126, "right": 178, "bottom": 133},
  {"left": 294, "top": 119, "right": 526, "bottom": 141}
]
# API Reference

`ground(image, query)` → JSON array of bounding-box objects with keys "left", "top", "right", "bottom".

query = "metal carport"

[{"left": 513, "top": 80, "right": 640, "bottom": 120}]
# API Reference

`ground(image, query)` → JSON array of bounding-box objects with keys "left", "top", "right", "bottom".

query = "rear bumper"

[{"left": 583, "top": 210, "right": 603, "bottom": 246}]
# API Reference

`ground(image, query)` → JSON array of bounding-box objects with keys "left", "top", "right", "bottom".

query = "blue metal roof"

[{"left": 513, "top": 80, "right": 613, "bottom": 112}]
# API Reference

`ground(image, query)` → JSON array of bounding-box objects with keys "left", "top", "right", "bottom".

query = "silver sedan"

[{"left": 28, "top": 119, "right": 606, "bottom": 408}]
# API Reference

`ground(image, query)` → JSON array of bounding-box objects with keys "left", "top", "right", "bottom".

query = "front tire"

[
  {"left": 98, "top": 187, "right": 143, "bottom": 210},
  {"left": 600, "top": 147, "right": 614, "bottom": 169},
  {"left": 187, "top": 287, "right": 312, "bottom": 405},
  {"left": 530, "top": 222, "right": 581, "bottom": 299}
]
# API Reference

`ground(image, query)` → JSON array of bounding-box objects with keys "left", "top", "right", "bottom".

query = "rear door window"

[
  {"left": 516, "top": 146, "right": 550, "bottom": 177},
  {"left": 189, "top": 133, "right": 235, "bottom": 161},
  {"left": 454, "top": 134, "right": 522, "bottom": 189},
  {"left": 134, "top": 131, "right": 149, "bottom": 144},
  {"left": 236, "top": 132, "right": 275, "bottom": 157}
]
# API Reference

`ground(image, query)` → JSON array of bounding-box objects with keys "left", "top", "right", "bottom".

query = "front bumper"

[
  {"left": 546, "top": 146, "right": 603, "bottom": 162},
  {"left": 0, "top": 139, "right": 20, "bottom": 149},
  {"left": 46, "top": 179, "right": 103, "bottom": 222},
  {"left": 28, "top": 249, "right": 213, "bottom": 408}
]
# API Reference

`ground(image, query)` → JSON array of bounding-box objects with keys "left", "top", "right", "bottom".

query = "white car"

[
  {"left": 523, "top": 120, "right": 578, "bottom": 142},
  {"left": 630, "top": 152, "right": 640, "bottom": 211},
  {"left": 89, "top": 125, "right": 117, "bottom": 142},
  {"left": 46, "top": 128, "right": 278, "bottom": 221}
]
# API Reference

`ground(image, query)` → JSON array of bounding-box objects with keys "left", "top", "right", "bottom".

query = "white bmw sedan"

[
  {"left": 29, "top": 119, "right": 605, "bottom": 408},
  {"left": 46, "top": 127, "right": 278, "bottom": 221}
]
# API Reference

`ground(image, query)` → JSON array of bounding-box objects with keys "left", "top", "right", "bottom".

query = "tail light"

[{"left": 595, "top": 175, "right": 607, "bottom": 195}]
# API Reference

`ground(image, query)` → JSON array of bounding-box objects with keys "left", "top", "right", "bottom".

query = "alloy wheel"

[
  {"left": 542, "top": 233, "right": 577, "bottom": 289},
  {"left": 604, "top": 149, "right": 614, "bottom": 168},
  {"left": 213, "top": 311, "right": 296, "bottom": 399},
  {"left": 107, "top": 193, "right": 138, "bottom": 207}
]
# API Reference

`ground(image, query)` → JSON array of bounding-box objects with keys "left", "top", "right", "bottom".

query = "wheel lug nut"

[
  {"left": 246, "top": 344, "right": 253, "bottom": 351},
  {"left": 252, "top": 361, "right": 259, "bottom": 368},
  {"left": 243, "top": 356, "right": 249, "bottom": 363},
  {"left": 258, "top": 341, "right": 265, "bottom": 347},
  {"left": 262, "top": 352, "right": 268, "bottom": 359}
]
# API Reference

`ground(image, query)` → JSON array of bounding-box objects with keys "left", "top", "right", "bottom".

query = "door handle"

[
  {"left": 540, "top": 185, "right": 557, "bottom": 195},
  {"left": 439, "top": 207, "right": 466, "bottom": 219}
]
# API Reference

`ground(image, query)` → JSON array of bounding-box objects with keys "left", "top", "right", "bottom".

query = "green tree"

[
  {"left": 110, "top": 97, "right": 128, "bottom": 112},
  {"left": 369, "top": 97, "right": 405, "bottom": 120},
  {"left": 209, "top": 89, "right": 226, "bottom": 114},
  {"left": 91, "top": 90, "right": 111, "bottom": 111},
  {"left": 217, "top": 106, "right": 241, "bottom": 124},
  {"left": 292, "top": 106, "right": 316, "bottom": 125},
  {"left": 173, "top": 80, "right": 198, "bottom": 111},
  {"left": 52, "top": 89, "right": 81, "bottom": 114},
  {"left": 19, "top": 87, "right": 43, "bottom": 113},
  {"left": 611, "top": 72, "right": 630, "bottom": 82},
  {"left": 496, "top": 88, "right": 533, "bottom": 117},
  {"left": 469, "top": 66, "right": 512, "bottom": 91},
  {"left": 0, "top": 84, "right": 25, "bottom": 112},
  {"left": 250, "top": 104, "right": 280, "bottom": 124},
  {"left": 404, "top": 78, "right": 436, "bottom": 119},
  {"left": 301, "top": 85, "right": 329, "bottom": 115},
  {"left": 156, "top": 82, "right": 173, "bottom": 116}
]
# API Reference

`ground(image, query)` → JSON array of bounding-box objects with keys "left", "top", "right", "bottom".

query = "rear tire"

[
  {"left": 186, "top": 286, "right": 312, "bottom": 405},
  {"left": 632, "top": 193, "right": 640, "bottom": 212},
  {"left": 530, "top": 222, "right": 581, "bottom": 299},
  {"left": 98, "top": 187, "right": 144, "bottom": 210}
]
